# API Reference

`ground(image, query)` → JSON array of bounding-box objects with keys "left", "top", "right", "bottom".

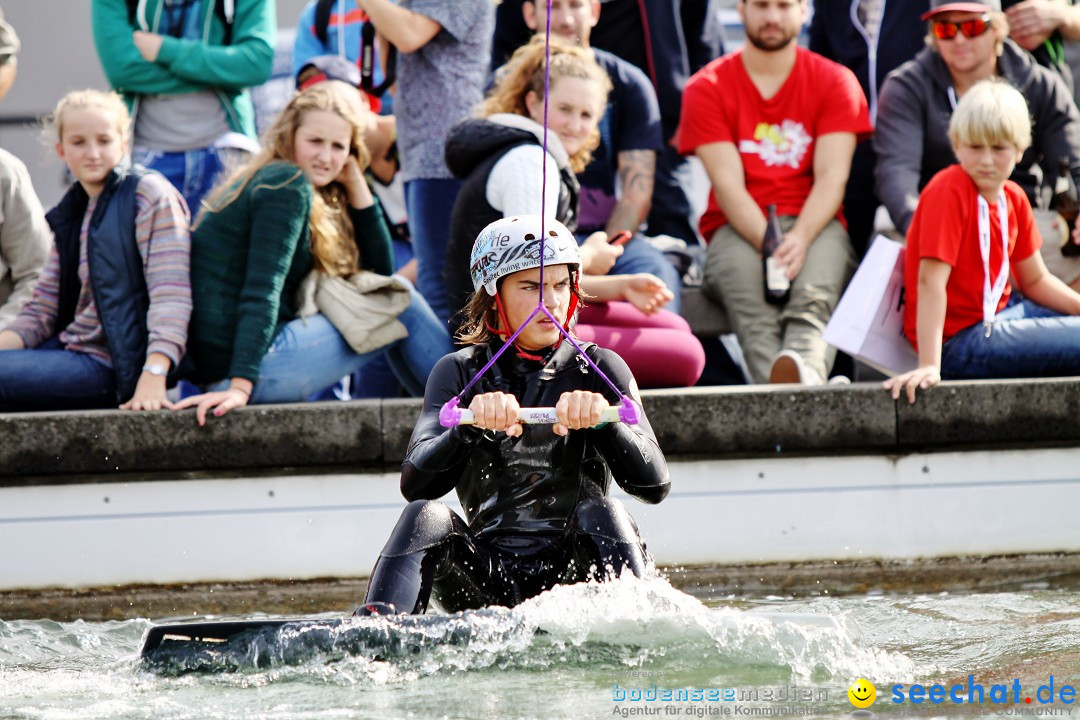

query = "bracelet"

[{"left": 230, "top": 386, "right": 251, "bottom": 397}]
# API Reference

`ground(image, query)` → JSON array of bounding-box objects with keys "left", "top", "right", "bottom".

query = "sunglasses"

[{"left": 932, "top": 15, "right": 992, "bottom": 40}]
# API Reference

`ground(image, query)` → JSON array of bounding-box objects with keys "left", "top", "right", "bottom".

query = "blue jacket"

[
  {"left": 291, "top": 0, "right": 393, "bottom": 112},
  {"left": 46, "top": 167, "right": 152, "bottom": 403}
]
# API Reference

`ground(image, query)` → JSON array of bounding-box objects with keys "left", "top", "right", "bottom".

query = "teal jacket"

[{"left": 91, "top": 0, "right": 276, "bottom": 138}]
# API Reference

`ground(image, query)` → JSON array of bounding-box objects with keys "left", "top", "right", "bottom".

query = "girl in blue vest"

[{"left": 0, "top": 89, "right": 192, "bottom": 412}]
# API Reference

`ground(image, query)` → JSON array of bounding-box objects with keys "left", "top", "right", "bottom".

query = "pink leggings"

[{"left": 575, "top": 302, "right": 705, "bottom": 389}]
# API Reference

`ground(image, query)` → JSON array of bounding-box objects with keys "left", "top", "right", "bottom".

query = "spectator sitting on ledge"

[{"left": 884, "top": 79, "right": 1080, "bottom": 404}]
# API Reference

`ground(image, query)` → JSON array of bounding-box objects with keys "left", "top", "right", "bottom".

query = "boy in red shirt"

[
  {"left": 677, "top": 0, "right": 872, "bottom": 385},
  {"left": 886, "top": 78, "right": 1080, "bottom": 404}
]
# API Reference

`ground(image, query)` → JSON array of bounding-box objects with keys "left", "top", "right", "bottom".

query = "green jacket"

[
  {"left": 188, "top": 162, "right": 312, "bottom": 384},
  {"left": 188, "top": 162, "right": 395, "bottom": 384},
  {"left": 91, "top": 0, "right": 276, "bottom": 138}
]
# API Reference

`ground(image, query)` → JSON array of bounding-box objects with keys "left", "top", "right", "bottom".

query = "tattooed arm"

[{"left": 604, "top": 149, "right": 656, "bottom": 236}]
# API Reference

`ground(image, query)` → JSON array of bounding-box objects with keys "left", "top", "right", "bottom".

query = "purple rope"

[
  {"left": 439, "top": 0, "right": 639, "bottom": 428},
  {"left": 539, "top": 0, "right": 551, "bottom": 290}
]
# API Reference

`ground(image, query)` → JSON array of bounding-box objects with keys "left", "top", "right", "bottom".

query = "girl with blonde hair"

[
  {"left": 0, "top": 89, "right": 191, "bottom": 411},
  {"left": 175, "top": 82, "right": 450, "bottom": 424}
]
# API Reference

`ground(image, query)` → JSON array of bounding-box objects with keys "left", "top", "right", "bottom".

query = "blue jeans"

[
  {"left": 132, "top": 146, "right": 227, "bottom": 218},
  {"left": 0, "top": 336, "right": 116, "bottom": 411},
  {"left": 208, "top": 285, "right": 452, "bottom": 402},
  {"left": 576, "top": 232, "right": 683, "bottom": 314},
  {"left": 941, "top": 299, "right": 1080, "bottom": 379},
  {"left": 405, "top": 178, "right": 462, "bottom": 325}
]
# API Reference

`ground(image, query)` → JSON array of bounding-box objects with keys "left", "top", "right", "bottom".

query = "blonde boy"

[{"left": 885, "top": 78, "right": 1080, "bottom": 403}]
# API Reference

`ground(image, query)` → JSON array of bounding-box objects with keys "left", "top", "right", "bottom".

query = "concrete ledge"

[
  {"left": 643, "top": 384, "right": 897, "bottom": 455},
  {"left": 0, "top": 402, "right": 382, "bottom": 481},
  {"left": 381, "top": 397, "right": 420, "bottom": 463},
  {"left": 897, "top": 377, "right": 1080, "bottom": 447},
  {"left": 2, "top": 378, "right": 1078, "bottom": 481}
]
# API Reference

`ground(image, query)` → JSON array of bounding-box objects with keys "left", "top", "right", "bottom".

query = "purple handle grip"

[
  {"left": 439, "top": 397, "right": 463, "bottom": 428},
  {"left": 618, "top": 396, "right": 641, "bottom": 425}
]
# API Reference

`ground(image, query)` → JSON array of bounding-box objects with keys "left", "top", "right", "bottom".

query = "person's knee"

[
  {"left": 617, "top": 241, "right": 682, "bottom": 287},
  {"left": 571, "top": 497, "right": 642, "bottom": 545},
  {"left": 781, "top": 290, "right": 834, "bottom": 327},
  {"left": 569, "top": 497, "right": 650, "bottom": 580},
  {"left": 640, "top": 245, "right": 682, "bottom": 291},
  {"left": 703, "top": 228, "right": 756, "bottom": 297},
  {"left": 380, "top": 500, "right": 459, "bottom": 556}
]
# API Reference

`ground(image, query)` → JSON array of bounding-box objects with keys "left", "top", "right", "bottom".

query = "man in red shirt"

[{"left": 677, "top": 0, "right": 872, "bottom": 385}]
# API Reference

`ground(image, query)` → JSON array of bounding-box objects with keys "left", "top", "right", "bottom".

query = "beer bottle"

[
  {"left": 1050, "top": 156, "right": 1080, "bottom": 257},
  {"left": 762, "top": 205, "right": 790, "bottom": 305}
]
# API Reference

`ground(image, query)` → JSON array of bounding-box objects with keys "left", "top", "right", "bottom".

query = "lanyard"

[{"left": 976, "top": 192, "right": 1010, "bottom": 337}]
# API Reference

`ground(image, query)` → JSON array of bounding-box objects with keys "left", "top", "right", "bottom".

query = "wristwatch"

[{"left": 142, "top": 363, "right": 168, "bottom": 377}]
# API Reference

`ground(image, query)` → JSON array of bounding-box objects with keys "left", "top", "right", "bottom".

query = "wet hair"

[
  {"left": 479, "top": 36, "right": 611, "bottom": 174},
  {"left": 43, "top": 89, "right": 130, "bottom": 144},
  {"left": 948, "top": 77, "right": 1032, "bottom": 152},
  {"left": 455, "top": 264, "right": 585, "bottom": 346},
  {"left": 198, "top": 82, "right": 373, "bottom": 277}
]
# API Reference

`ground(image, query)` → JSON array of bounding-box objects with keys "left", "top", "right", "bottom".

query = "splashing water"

[{"left": 2, "top": 574, "right": 1079, "bottom": 720}]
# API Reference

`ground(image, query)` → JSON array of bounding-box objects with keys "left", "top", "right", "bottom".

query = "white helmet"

[{"left": 469, "top": 215, "right": 581, "bottom": 296}]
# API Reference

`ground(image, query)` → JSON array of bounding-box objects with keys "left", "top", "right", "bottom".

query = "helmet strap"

[
  {"left": 492, "top": 294, "right": 547, "bottom": 363},
  {"left": 563, "top": 271, "right": 580, "bottom": 335}
]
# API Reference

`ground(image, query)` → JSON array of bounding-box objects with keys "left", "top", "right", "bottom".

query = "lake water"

[{"left": 2, "top": 572, "right": 1079, "bottom": 720}]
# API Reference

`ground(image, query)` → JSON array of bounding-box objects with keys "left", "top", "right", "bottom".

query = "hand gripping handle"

[{"left": 439, "top": 396, "right": 641, "bottom": 427}]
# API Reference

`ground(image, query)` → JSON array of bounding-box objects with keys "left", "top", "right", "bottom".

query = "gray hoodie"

[
  {"left": 0, "top": 149, "right": 50, "bottom": 327},
  {"left": 874, "top": 39, "right": 1080, "bottom": 234}
]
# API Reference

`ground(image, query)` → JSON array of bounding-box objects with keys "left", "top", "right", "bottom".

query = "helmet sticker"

[{"left": 470, "top": 215, "right": 581, "bottom": 295}]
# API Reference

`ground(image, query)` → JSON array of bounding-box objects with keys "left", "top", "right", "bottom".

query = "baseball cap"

[
  {"left": 296, "top": 55, "right": 361, "bottom": 91},
  {"left": 922, "top": 0, "right": 1001, "bottom": 21}
]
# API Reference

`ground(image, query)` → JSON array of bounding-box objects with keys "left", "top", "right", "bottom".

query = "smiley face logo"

[{"left": 848, "top": 678, "right": 876, "bottom": 708}]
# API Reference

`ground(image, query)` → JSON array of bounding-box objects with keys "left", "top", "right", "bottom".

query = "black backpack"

[{"left": 312, "top": 0, "right": 396, "bottom": 96}]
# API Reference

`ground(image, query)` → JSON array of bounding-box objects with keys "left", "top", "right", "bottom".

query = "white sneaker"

[{"left": 769, "top": 350, "right": 823, "bottom": 386}]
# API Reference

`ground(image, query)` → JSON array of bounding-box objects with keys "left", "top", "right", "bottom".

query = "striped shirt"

[{"left": 5, "top": 173, "right": 192, "bottom": 367}]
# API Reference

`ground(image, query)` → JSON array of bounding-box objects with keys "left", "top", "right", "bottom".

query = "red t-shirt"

[
  {"left": 676, "top": 47, "right": 872, "bottom": 241},
  {"left": 904, "top": 164, "right": 1041, "bottom": 350}
]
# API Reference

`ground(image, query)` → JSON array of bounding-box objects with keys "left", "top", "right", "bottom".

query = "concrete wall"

[{"left": 2, "top": 378, "right": 1078, "bottom": 482}]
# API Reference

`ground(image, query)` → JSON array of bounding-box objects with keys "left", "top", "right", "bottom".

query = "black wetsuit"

[{"left": 360, "top": 339, "right": 670, "bottom": 615}]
